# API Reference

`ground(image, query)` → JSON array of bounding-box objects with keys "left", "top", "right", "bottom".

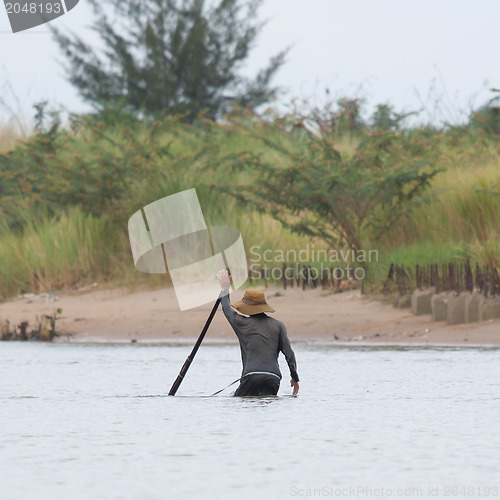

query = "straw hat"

[{"left": 231, "top": 289, "right": 275, "bottom": 316}]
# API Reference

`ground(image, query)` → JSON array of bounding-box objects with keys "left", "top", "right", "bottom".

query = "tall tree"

[
  {"left": 52, "top": 0, "right": 286, "bottom": 121},
  {"left": 217, "top": 130, "right": 442, "bottom": 260}
]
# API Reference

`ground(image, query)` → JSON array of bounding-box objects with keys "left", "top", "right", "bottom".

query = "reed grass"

[
  {"left": 1, "top": 115, "right": 499, "bottom": 298},
  {"left": 0, "top": 122, "right": 26, "bottom": 154},
  {"left": 0, "top": 208, "right": 120, "bottom": 297},
  {"left": 381, "top": 153, "right": 500, "bottom": 247}
]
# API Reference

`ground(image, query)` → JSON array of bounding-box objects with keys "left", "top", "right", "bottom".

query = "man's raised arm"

[{"left": 217, "top": 270, "right": 238, "bottom": 325}]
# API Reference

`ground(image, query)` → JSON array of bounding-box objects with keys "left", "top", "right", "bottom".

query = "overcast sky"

[{"left": 1, "top": 0, "right": 499, "bottom": 128}]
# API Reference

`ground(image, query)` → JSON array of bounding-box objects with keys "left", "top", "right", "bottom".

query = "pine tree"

[{"left": 52, "top": 0, "right": 286, "bottom": 121}]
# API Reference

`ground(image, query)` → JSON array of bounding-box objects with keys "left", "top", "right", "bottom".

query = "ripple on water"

[{"left": 1, "top": 343, "right": 499, "bottom": 500}]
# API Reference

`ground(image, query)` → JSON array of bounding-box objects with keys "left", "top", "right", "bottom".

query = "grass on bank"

[
  {"left": 0, "top": 115, "right": 499, "bottom": 299},
  {"left": 0, "top": 122, "right": 26, "bottom": 154}
]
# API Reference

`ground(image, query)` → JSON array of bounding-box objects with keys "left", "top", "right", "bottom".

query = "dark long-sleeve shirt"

[{"left": 221, "top": 294, "right": 299, "bottom": 382}]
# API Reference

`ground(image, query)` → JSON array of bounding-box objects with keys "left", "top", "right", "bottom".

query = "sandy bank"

[{"left": 1, "top": 285, "right": 499, "bottom": 347}]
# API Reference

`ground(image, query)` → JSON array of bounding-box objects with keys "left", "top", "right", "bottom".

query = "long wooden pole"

[{"left": 168, "top": 295, "right": 222, "bottom": 396}]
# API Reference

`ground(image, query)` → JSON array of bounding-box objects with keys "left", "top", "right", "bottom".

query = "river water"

[{"left": 1, "top": 343, "right": 499, "bottom": 500}]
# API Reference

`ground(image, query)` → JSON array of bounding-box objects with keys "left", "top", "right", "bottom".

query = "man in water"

[{"left": 217, "top": 269, "right": 300, "bottom": 397}]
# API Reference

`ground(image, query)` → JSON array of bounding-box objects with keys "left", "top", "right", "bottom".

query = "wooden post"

[
  {"left": 1, "top": 320, "right": 10, "bottom": 341},
  {"left": 18, "top": 321, "right": 28, "bottom": 341},
  {"left": 40, "top": 315, "right": 55, "bottom": 342},
  {"left": 309, "top": 266, "right": 316, "bottom": 288}
]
